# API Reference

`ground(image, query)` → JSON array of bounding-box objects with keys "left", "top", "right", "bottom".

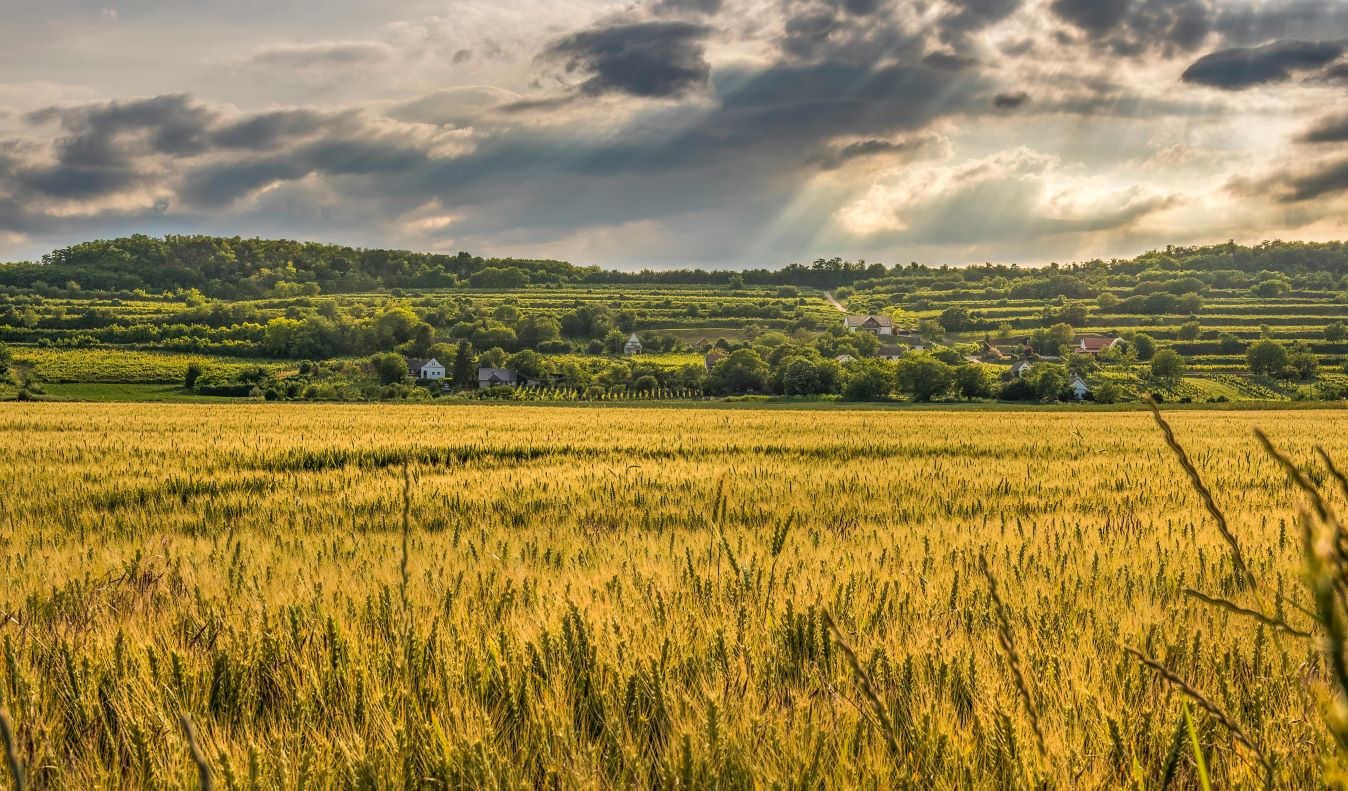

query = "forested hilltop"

[{"left": 2, "top": 234, "right": 1347, "bottom": 298}]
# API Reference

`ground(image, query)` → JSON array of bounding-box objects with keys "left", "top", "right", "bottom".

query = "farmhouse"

[
  {"left": 704, "top": 350, "right": 725, "bottom": 371},
  {"left": 834, "top": 354, "right": 855, "bottom": 364},
  {"left": 1068, "top": 375, "right": 1091, "bottom": 400},
  {"left": 624, "top": 333, "right": 643, "bottom": 355},
  {"left": 1009, "top": 359, "right": 1034, "bottom": 378},
  {"left": 477, "top": 367, "right": 518, "bottom": 388},
  {"left": 1074, "top": 336, "right": 1122, "bottom": 355},
  {"left": 406, "top": 357, "right": 445, "bottom": 380},
  {"left": 844, "top": 315, "right": 894, "bottom": 335}
]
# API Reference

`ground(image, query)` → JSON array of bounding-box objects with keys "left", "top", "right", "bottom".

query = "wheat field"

[{"left": 1, "top": 403, "right": 1345, "bottom": 789}]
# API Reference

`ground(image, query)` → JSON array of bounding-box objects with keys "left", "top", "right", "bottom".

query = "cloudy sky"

[{"left": 1, "top": 0, "right": 1347, "bottom": 269}]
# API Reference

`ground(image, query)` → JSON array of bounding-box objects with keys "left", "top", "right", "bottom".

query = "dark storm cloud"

[
  {"left": 178, "top": 137, "right": 435, "bottom": 208},
  {"left": 7, "top": 95, "right": 413, "bottom": 206},
  {"left": 1323, "top": 62, "right": 1348, "bottom": 83},
  {"left": 14, "top": 164, "right": 142, "bottom": 199},
  {"left": 543, "top": 21, "right": 713, "bottom": 98},
  {"left": 993, "top": 91, "right": 1030, "bottom": 108},
  {"left": 1180, "top": 39, "right": 1344, "bottom": 89},
  {"left": 1299, "top": 113, "right": 1348, "bottom": 143},
  {"left": 29, "top": 94, "right": 217, "bottom": 165},
  {"left": 209, "top": 109, "right": 347, "bottom": 150},
  {"left": 12, "top": 95, "right": 216, "bottom": 201},
  {"left": 1051, "top": 0, "right": 1130, "bottom": 38},
  {"left": 1051, "top": 0, "right": 1213, "bottom": 56},
  {"left": 1282, "top": 157, "right": 1348, "bottom": 201},
  {"left": 650, "top": 0, "right": 723, "bottom": 16}
]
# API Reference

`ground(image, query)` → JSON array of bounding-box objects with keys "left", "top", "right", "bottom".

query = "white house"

[
  {"left": 477, "top": 367, "right": 518, "bottom": 388},
  {"left": 844, "top": 315, "right": 895, "bottom": 335},
  {"left": 406, "top": 357, "right": 445, "bottom": 380},
  {"left": 1068, "top": 375, "right": 1091, "bottom": 400},
  {"left": 1009, "top": 360, "right": 1034, "bottom": 378},
  {"left": 624, "top": 333, "right": 643, "bottom": 355}
]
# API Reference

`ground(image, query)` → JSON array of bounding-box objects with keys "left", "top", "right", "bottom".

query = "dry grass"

[{"left": 0, "top": 402, "right": 1345, "bottom": 788}]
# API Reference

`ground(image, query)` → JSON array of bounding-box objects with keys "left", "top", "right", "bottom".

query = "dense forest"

[{"left": 2, "top": 235, "right": 1346, "bottom": 298}]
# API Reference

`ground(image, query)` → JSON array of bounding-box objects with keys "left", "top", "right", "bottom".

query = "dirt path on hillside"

[{"left": 823, "top": 291, "right": 846, "bottom": 313}]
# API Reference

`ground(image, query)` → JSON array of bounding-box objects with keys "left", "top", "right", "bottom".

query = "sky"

[{"left": 1, "top": 0, "right": 1347, "bottom": 270}]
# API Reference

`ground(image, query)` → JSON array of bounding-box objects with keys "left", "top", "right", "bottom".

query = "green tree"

[
  {"left": 507, "top": 350, "right": 548, "bottom": 381},
  {"left": 1094, "top": 380, "right": 1124, "bottom": 404},
  {"left": 1130, "top": 332, "right": 1156, "bottom": 361},
  {"left": 1150, "top": 349, "right": 1185, "bottom": 382},
  {"left": 1176, "top": 292, "right": 1203, "bottom": 314},
  {"left": 370, "top": 353, "right": 407, "bottom": 385},
  {"left": 370, "top": 306, "right": 430, "bottom": 350},
  {"left": 954, "top": 364, "right": 994, "bottom": 400},
  {"left": 471, "top": 322, "right": 517, "bottom": 350},
  {"left": 780, "top": 357, "right": 842, "bottom": 396},
  {"left": 842, "top": 358, "right": 896, "bottom": 401},
  {"left": 707, "top": 349, "right": 769, "bottom": 395},
  {"left": 895, "top": 355, "right": 955, "bottom": 402},
  {"left": 1030, "top": 323, "right": 1074, "bottom": 356},
  {"left": 1246, "top": 339, "right": 1287, "bottom": 376},
  {"left": 452, "top": 341, "right": 476, "bottom": 386},
  {"left": 1029, "top": 365, "right": 1068, "bottom": 401},
  {"left": 1326, "top": 321, "right": 1346, "bottom": 342},
  {"left": 1287, "top": 343, "right": 1320, "bottom": 380},
  {"left": 1217, "top": 333, "right": 1244, "bottom": 354},
  {"left": 1177, "top": 321, "right": 1201, "bottom": 340},
  {"left": 515, "top": 314, "right": 561, "bottom": 348},
  {"left": 477, "top": 347, "right": 509, "bottom": 369},
  {"left": 938, "top": 307, "right": 971, "bottom": 332},
  {"left": 184, "top": 362, "right": 203, "bottom": 389},
  {"left": 468, "top": 267, "right": 528, "bottom": 288}
]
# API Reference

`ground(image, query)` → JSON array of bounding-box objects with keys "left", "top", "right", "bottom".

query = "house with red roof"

[{"left": 1074, "top": 336, "right": 1122, "bottom": 355}]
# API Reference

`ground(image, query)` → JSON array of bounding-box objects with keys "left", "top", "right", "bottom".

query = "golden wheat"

[{"left": 0, "top": 403, "right": 1344, "bottom": 788}]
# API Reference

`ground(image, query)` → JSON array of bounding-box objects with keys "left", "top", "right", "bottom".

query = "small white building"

[
  {"left": 1068, "top": 375, "right": 1091, "bottom": 400},
  {"left": 844, "top": 315, "right": 895, "bottom": 335},
  {"left": 477, "top": 367, "right": 518, "bottom": 388},
  {"left": 624, "top": 333, "right": 643, "bottom": 355},
  {"left": 1009, "top": 360, "right": 1034, "bottom": 378},
  {"left": 407, "top": 357, "right": 445, "bottom": 380}
]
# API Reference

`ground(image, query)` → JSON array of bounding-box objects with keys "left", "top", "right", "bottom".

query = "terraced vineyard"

[{"left": 2, "top": 403, "right": 1347, "bottom": 787}]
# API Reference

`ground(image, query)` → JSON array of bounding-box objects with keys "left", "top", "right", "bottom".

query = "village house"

[
  {"left": 406, "top": 357, "right": 445, "bottom": 380},
  {"left": 1074, "top": 336, "right": 1122, "bottom": 355},
  {"left": 834, "top": 354, "right": 855, "bottom": 364},
  {"left": 1009, "top": 359, "right": 1034, "bottom": 378},
  {"left": 844, "top": 315, "right": 894, "bottom": 335},
  {"left": 704, "top": 350, "right": 725, "bottom": 371},
  {"left": 477, "top": 367, "right": 518, "bottom": 388},
  {"left": 1068, "top": 375, "right": 1091, "bottom": 400},
  {"left": 624, "top": 333, "right": 643, "bottom": 355}
]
